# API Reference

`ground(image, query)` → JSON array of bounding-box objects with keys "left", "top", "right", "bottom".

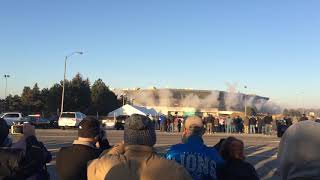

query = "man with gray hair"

[{"left": 166, "top": 116, "right": 225, "bottom": 180}]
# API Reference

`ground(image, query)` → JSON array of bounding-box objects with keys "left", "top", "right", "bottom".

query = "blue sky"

[{"left": 0, "top": 0, "right": 320, "bottom": 108}]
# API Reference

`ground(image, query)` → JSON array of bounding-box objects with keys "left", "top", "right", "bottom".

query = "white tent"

[
  {"left": 108, "top": 104, "right": 159, "bottom": 117},
  {"left": 132, "top": 105, "right": 158, "bottom": 116}
]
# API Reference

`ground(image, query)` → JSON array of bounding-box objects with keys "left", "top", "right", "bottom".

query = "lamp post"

[
  {"left": 60, "top": 52, "right": 83, "bottom": 115},
  {"left": 3, "top": 74, "right": 10, "bottom": 112}
]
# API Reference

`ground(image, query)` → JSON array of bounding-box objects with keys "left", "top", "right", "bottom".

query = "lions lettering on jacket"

[
  {"left": 172, "top": 152, "right": 217, "bottom": 179},
  {"left": 166, "top": 136, "right": 224, "bottom": 180}
]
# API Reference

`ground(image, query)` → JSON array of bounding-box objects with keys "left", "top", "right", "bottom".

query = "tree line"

[{"left": 0, "top": 73, "right": 120, "bottom": 116}]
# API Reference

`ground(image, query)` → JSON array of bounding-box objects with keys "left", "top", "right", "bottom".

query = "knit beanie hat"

[
  {"left": 124, "top": 114, "right": 156, "bottom": 147},
  {"left": 78, "top": 118, "right": 101, "bottom": 138},
  {"left": 0, "top": 119, "right": 9, "bottom": 146}
]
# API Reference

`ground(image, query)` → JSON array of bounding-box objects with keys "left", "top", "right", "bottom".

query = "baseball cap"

[{"left": 184, "top": 116, "right": 203, "bottom": 129}]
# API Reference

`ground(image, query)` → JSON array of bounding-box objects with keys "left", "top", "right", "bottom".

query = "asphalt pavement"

[{"left": 12, "top": 129, "right": 281, "bottom": 180}]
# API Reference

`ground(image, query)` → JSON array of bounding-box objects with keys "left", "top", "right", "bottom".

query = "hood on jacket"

[{"left": 278, "top": 120, "right": 320, "bottom": 180}]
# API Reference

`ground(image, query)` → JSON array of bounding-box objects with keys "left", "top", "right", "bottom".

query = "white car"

[
  {"left": 58, "top": 112, "right": 86, "bottom": 128},
  {"left": 0, "top": 112, "right": 24, "bottom": 126}
]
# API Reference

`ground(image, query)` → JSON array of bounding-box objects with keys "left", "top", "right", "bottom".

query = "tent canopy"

[{"left": 108, "top": 104, "right": 159, "bottom": 117}]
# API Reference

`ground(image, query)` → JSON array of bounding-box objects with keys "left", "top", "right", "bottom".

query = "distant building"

[{"left": 113, "top": 88, "right": 269, "bottom": 117}]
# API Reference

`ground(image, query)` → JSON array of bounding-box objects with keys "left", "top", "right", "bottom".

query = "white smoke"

[
  {"left": 260, "top": 101, "right": 283, "bottom": 114},
  {"left": 201, "top": 91, "right": 220, "bottom": 108},
  {"left": 113, "top": 86, "right": 280, "bottom": 114},
  {"left": 133, "top": 90, "right": 157, "bottom": 106},
  {"left": 158, "top": 89, "right": 174, "bottom": 106},
  {"left": 180, "top": 94, "right": 202, "bottom": 108},
  {"left": 224, "top": 82, "right": 241, "bottom": 110}
]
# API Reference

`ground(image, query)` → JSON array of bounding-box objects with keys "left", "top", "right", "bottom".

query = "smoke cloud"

[{"left": 113, "top": 86, "right": 282, "bottom": 114}]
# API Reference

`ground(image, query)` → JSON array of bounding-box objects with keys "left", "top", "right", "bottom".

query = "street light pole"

[
  {"left": 60, "top": 52, "right": 83, "bottom": 115},
  {"left": 3, "top": 74, "right": 10, "bottom": 112},
  {"left": 60, "top": 57, "right": 67, "bottom": 116}
]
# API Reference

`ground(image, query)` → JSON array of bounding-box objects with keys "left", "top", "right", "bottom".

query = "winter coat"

[
  {"left": 264, "top": 116, "right": 273, "bottom": 125},
  {"left": 222, "top": 159, "right": 259, "bottom": 180},
  {"left": 244, "top": 117, "right": 249, "bottom": 126},
  {"left": 249, "top": 118, "right": 257, "bottom": 125},
  {"left": 56, "top": 140, "right": 103, "bottom": 180},
  {"left": 207, "top": 117, "right": 214, "bottom": 124},
  {"left": 166, "top": 135, "right": 225, "bottom": 180},
  {"left": 226, "top": 118, "right": 233, "bottom": 126},
  {"left": 214, "top": 118, "right": 219, "bottom": 126},
  {"left": 0, "top": 136, "right": 51, "bottom": 180},
  {"left": 88, "top": 144, "right": 192, "bottom": 180},
  {"left": 278, "top": 121, "right": 320, "bottom": 180}
]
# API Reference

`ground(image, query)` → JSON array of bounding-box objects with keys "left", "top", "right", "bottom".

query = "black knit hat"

[
  {"left": 0, "top": 119, "right": 9, "bottom": 145},
  {"left": 78, "top": 118, "right": 101, "bottom": 138},
  {"left": 124, "top": 114, "right": 156, "bottom": 147}
]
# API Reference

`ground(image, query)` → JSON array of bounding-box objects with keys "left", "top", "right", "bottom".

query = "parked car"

[
  {"left": 0, "top": 112, "right": 24, "bottom": 126},
  {"left": 58, "top": 112, "right": 86, "bottom": 129},
  {"left": 23, "top": 114, "right": 51, "bottom": 128}
]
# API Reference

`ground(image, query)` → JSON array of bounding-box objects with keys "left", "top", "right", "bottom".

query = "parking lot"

[{"left": 12, "top": 129, "right": 281, "bottom": 180}]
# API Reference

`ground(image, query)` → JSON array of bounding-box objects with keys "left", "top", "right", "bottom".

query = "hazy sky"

[{"left": 1, "top": 0, "right": 319, "bottom": 108}]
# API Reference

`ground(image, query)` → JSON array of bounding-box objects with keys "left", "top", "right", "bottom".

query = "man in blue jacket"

[{"left": 166, "top": 116, "right": 225, "bottom": 180}]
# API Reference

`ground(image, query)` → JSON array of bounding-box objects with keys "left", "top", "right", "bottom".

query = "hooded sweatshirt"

[{"left": 278, "top": 120, "right": 320, "bottom": 180}]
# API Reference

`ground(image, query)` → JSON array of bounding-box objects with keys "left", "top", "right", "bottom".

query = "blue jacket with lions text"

[{"left": 166, "top": 135, "right": 225, "bottom": 180}]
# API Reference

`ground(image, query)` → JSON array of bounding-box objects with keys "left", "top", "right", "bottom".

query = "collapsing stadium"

[{"left": 113, "top": 88, "right": 271, "bottom": 116}]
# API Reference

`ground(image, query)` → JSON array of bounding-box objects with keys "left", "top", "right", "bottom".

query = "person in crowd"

[
  {"left": 249, "top": 116, "right": 257, "bottom": 134},
  {"left": 0, "top": 119, "right": 52, "bottom": 180},
  {"left": 235, "top": 116, "right": 244, "bottom": 133},
  {"left": 56, "top": 117, "right": 111, "bottom": 180},
  {"left": 170, "top": 115, "right": 175, "bottom": 132},
  {"left": 166, "top": 117, "right": 170, "bottom": 132},
  {"left": 278, "top": 120, "right": 320, "bottom": 180},
  {"left": 159, "top": 115, "right": 166, "bottom": 132},
  {"left": 220, "top": 137, "right": 259, "bottom": 180},
  {"left": 174, "top": 116, "right": 179, "bottom": 132},
  {"left": 243, "top": 116, "right": 249, "bottom": 134},
  {"left": 226, "top": 116, "right": 233, "bottom": 134},
  {"left": 232, "top": 117, "right": 237, "bottom": 133},
  {"left": 257, "top": 117, "right": 263, "bottom": 134},
  {"left": 207, "top": 115, "right": 214, "bottom": 134},
  {"left": 283, "top": 116, "right": 293, "bottom": 127},
  {"left": 276, "top": 118, "right": 288, "bottom": 138},
  {"left": 166, "top": 116, "right": 225, "bottom": 180},
  {"left": 214, "top": 116, "right": 220, "bottom": 133},
  {"left": 235, "top": 116, "right": 240, "bottom": 133},
  {"left": 299, "top": 114, "right": 309, "bottom": 121},
  {"left": 264, "top": 115, "right": 273, "bottom": 136},
  {"left": 202, "top": 116, "right": 208, "bottom": 133},
  {"left": 177, "top": 118, "right": 182, "bottom": 132},
  {"left": 87, "top": 114, "right": 192, "bottom": 180},
  {"left": 219, "top": 117, "right": 225, "bottom": 133}
]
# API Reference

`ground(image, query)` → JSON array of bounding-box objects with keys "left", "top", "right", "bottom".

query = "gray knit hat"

[{"left": 124, "top": 114, "right": 156, "bottom": 147}]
